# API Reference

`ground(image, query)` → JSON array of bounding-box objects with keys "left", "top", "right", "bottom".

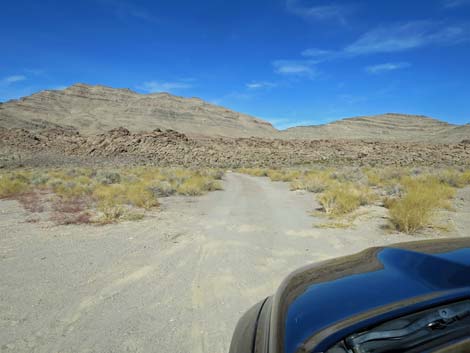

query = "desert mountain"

[
  {"left": 281, "top": 113, "right": 469, "bottom": 143},
  {"left": 0, "top": 84, "right": 468, "bottom": 142},
  {"left": 0, "top": 83, "right": 277, "bottom": 138}
]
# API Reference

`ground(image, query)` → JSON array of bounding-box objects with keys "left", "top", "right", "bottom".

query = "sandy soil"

[{"left": 1, "top": 173, "right": 469, "bottom": 353}]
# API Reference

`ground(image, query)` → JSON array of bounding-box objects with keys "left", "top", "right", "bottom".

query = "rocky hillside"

[
  {"left": 281, "top": 113, "right": 469, "bottom": 142},
  {"left": 0, "top": 84, "right": 276, "bottom": 138},
  {"left": 1, "top": 85, "right": 468, "bottom": 142},
  {"left": 1, "top": 127, "right": 469, "bottom": 169}
]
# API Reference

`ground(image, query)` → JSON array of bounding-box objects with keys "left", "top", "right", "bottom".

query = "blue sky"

[{"left": 1, "top": 0, "right": 469, "bottom": 128}]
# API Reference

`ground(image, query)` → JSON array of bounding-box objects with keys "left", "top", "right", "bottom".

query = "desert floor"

[{"left": 1, "top": 173, "right": 469, "bottom": 353}]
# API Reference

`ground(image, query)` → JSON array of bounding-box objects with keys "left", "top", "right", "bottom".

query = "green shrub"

[
  {"left": 96, "top": 171, "right": 121, "bottom": 185},
  {"left": 149, "top": 181, "right": 176, "bottom": 197}
]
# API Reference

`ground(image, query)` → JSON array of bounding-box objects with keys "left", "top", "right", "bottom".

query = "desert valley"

[{"left": 1, "top": 84, "right": 470, "bottom": 353}]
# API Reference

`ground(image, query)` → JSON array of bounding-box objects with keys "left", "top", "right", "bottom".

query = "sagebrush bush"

[
  {"left": 149, "top": 181, "right": 176, "bottom": 197},
  {"left": 97, "top": 171, "right": 121, "bottom": 185}
]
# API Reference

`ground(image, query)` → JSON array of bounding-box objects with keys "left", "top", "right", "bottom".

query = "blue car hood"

[{"left": 269, "top": 238, "right": 470, "bottom": 353}]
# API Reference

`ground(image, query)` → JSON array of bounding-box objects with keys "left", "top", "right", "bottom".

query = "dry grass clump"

[
  {"left": 267, "top": 170, "right": 301, "bottom": 182},
  {"left": 318, "top": 183, "right": 376, "bottom": 217},
  {"left": 177, "top": 175, "right": 222, "bottom": 196},
  {"left": 435, "top": 169, "right": 470, "bottom": 188},
  {"left": 238, "top": 168, "right": 269, "bottom": 177},
  {"left": 0, "top": 173, "right": 30, "bottom": 198},
  {"left": 290, "top": 170, "right": 333, "bottom": 193},
  {"left": 0, "top": 167, "right": 224, "bottom": 224},
  {"left": 387, "top": 175, "right": 456, "bottom": 233}
]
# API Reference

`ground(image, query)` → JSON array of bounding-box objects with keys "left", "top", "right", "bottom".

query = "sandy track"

[{"left": 0, "top": 173, "right": 467, "bottom": 353}]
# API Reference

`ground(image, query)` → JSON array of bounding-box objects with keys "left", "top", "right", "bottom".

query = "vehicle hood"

[{"left": 270, "top": 238, "right": 470, "bottom": 353}]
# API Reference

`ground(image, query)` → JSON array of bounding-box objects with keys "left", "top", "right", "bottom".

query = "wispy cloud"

[
  {"left": 286, "top": 0, "right": 351, "bottom": 25},
  {"left": 365, "top": 62, "right": 411, "bottom": 74},
  {"left": 344, "top": 21, "right": 468, "bottom": 55},
  {"left": 98, "top": 0, "right": 159, "bottom": 23},
  {"left": 442, "top": 0, "right": 470, "bottom": 8},
  {"left": 245, "top": 81, "right": 277, "bottom": 90},
  {"left": 301, "top": 48, "right": 334, "bottom": 58},
  {"left": 137, "top": 80, "right": 193, "bottom": 93},
  {"left": 1, "top": 75, "right": 27, "bottom": 85},
  {"left": 272, "top": 60, "right": 317, "bottom": 78}
]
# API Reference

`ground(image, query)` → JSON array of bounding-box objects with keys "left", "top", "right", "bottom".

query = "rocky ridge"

[{"left": 1, "top": 127, "right": 469, "bottom": 168}]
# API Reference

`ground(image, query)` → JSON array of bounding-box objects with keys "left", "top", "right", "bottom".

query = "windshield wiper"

[{"left": 346, "top": 301, "right": 470, "bottom": 353}]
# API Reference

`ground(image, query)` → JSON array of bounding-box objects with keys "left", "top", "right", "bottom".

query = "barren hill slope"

[
  {"left": 1, "top": 85, "right": 468, "bottom": 142},
  {"left": 280, "top": 113, "right": 467, "bottom": 142},
  {"left": 0, "top": 83, "right": 276, "bottom": 137}
]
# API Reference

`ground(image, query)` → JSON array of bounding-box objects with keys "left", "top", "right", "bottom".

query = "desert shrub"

[
  {"left": 148, "top": 181, "right": 176, "bottom": 197},
  {"left": 30, "top": 173, "right": 49, "bottom": 186},
  {"left": 125, "top": 183, "right": 159, "bottom": 209},
  {"left": 200, "top": 169, "right": 224, "bottom": 180},
  {"left": 17, "top": 192, "right": 45, "bottom": 213},
  {"left": 96, "top": 171, "right": 121, "bottom": 185},
  {"left": 318, "top": 183, "right": 375, "bottom": 216},
  {"left": 51, "top": 211, "right": 92, "bottom": 225},
  {"left": 437, "top": 169, "right": 470, "bottom": 188},
  {"left": 52, "top": 196, "right": 87, "bottom": 213},
  {"left": 93, "top": 184, "right": 127, "bottom": 208},
  {"left": 0, "top": 174, "right": 30, "bottom": 198},
  {"left": 267, "top": 170, "right": 300, "bottom": 182},
  {"left": 177, "top": 176, "right": 222, "bottom": 196},
  {"left": 388, "top": 175, "right": 456, "bottom": 233},
  {"left": 365, "top": 169, "right": 382, "bottom": 187},
  {"left": 52, "top": 180, "right": 94, "bottom": 199},
  {"left": 290, "top": 171, "right": 332, "bottom": 193}
]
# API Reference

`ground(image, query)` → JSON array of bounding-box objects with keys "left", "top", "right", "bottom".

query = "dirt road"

[{"left": 0, "top": 173, "right": 463, "bottom": 353}]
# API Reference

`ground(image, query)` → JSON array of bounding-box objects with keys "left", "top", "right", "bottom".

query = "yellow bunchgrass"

[
  {"left": 318, "top": 182, "right": 376, "bottom": 217},
  {"left": 388, "top": 175, "right": 456, "bottom": 233}
]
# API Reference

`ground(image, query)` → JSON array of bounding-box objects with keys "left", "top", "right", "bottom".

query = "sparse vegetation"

[
  {"left": 387, "top": 175, "right": 457, "bottom": 233},
  {"left": 318, "top": 182, "right": 376, "bottom": 217},
  {"left": 0, "top": 167, "right": 224, "bottom": 224},
  {"left": 237, "top": 168, "right": 269, "bottom": 177},
  {"left": 239, "top": 166, "right": 470, "bottom": 234}
]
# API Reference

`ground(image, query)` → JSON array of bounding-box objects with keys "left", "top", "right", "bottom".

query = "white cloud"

[
  {"left": 286, "top": 0, "right": 351, "bottom": 25},
  {"left": 365, "top": 62, "right": 411, "bottom": 74},
  {"left": 245, "top": 81, "right": 277, "bottom": 90},
  {"left": 138, "top": 80, "right": 193, "bottom": 93},
  {"left": 1, "top": 75, "right": 26, "bottom": 85},
  {"left": 301, "top": 48, "right": 333, "bottom": 58},
  {"left": 272, "top": 60, "right": 317, "bottom": 78},
  {"left": 344, "top": 21, "right": 468, "bottom": 55},
  {"left": 443, "top": 0, "right": 470, "bottom": 8}
]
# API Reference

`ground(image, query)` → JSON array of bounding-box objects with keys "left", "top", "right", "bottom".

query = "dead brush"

[
  {"left": 17, "top": 191, "right": 46, "bottom": 213},
  {"left": 50, "top": 211, "right": 92, "bottom": 225}
]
